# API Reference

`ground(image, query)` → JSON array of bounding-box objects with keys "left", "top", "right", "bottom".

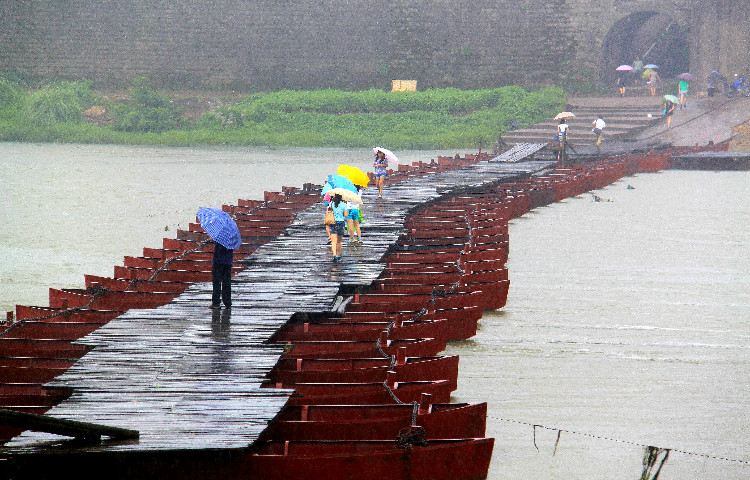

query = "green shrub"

[
  {"left": 197, "top": 106, "right": 245, "bottom": 129},
  {"left": 26, "top": 81, "right": 95, "bottom": 125},
  {"left": 2, "top": 81, "right": 566, "bottom": 148},
  {"left": 112, "top": 77, "right": 181, "bottom": 132},
  {"left": 0, "top": 78, "right": 22, "bottom": 108}
]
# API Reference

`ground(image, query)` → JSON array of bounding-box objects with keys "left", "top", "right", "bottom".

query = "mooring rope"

[{"left": 489, "top": 416, "right": 750, "bottom": 465}]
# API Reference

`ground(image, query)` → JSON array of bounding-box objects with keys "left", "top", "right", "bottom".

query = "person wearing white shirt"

[
  {"left": 592, "top": 116, "right": 606, "bottom": 147},
  {"left": 557, "top": 119, "right": 569, "bottom": 162}
]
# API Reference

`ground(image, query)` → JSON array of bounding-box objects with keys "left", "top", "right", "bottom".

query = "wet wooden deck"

[{"left": 5, "top": 155, "right": 554, "bottom": 452}]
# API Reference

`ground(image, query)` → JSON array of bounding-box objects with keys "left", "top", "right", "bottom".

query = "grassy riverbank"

[{"left": 0, "top": 77, "right": 565, "bottom": 149}]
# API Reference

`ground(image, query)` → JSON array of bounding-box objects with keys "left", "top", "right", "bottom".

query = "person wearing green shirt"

[{"left": 678, "top": 79, "right": 689, "bottom": 109}]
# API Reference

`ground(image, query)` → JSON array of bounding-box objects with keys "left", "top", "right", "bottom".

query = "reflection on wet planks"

[{"left": 6, "top": 157, "right": 554, "bottom": 452}]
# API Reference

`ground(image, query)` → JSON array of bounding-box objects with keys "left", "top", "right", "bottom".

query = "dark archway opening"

[{"left": 601, "top": 11, "right": 689, "bottom": 83}]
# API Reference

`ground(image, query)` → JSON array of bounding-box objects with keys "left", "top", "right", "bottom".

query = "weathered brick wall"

[
  {"left": 0, "top": 0, "right": 745, "bottom": 90},
  {"left": 0, "top": 0, "right": 577, "bottom": 89}
]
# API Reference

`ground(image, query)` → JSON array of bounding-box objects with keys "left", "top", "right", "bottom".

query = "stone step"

[
  {"left": 566, "top": 106, "right": 662, "bottom": 114},
  {"left": 507, "top": 127, "right": 632, "bottom": 136},
  {"left": 503, "top": 136, "right": 608, "bottom": 145},
  {"left": 529, "top": 120, "right": 653, "bottom": 129}
]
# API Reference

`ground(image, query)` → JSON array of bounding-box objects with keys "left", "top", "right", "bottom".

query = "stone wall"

[{"left": 0, "top": 0, "right": 746, "bottom": 90}]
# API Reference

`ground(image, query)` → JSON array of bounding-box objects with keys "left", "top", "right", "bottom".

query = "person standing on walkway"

[
  {"left": 592, "top": 115, "right": 606, "bottom": 148},
  {"left": 678, "top": 78, "right": 689, "bottom": 109},
  {"left": 633, "top": 57, "right": 644, "bottom": 82},
  {"left": 647, "top": 69, "right": 660, "bottom": 96},
  {"left": 663, "top": 100, "right": 676, "bottom": 129},
  {"left": 323, "top": 201, "right": 334, "bottom": 243},
  {"left": 211, "top": 242, "right": 233, "bottom": 309},
  {"left": 346, "top": 194, "right": 362, "bottom": 244},
  {"left": 556, "top": 119, "right": 569, "bottom": 164},
  {"left": 616, "top": 73, "right": 627, "bottom": 97},
  {"left": 329, "top": 193, "right": 348, "bottom": 262},
  {"left": 373, "top": 150, "right": 388, "bottom": 198}
]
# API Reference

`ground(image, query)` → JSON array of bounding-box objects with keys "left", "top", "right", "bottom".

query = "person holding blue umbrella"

[
  {"left": 197, "top": 207, "right": 242, "bottom": 309},
  {"left": 329, "top": 193, "right": 349, "bottom": 262}
]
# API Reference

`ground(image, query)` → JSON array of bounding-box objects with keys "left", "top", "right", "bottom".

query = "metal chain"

[
  {"left": 410, "top": 401, "right": 419, "bottom": 426},
  {"left": 374, "top": 337, "right": 390, "bottom": 360},
  {"left": 142, "top": 239, "right": 211, "bottom": 284},
  {"left": 382, "top": 380, "right": 404, "bottom": 405}
]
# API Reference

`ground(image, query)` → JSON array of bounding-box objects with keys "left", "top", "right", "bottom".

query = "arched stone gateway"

[{"left": 600, "top": 11, "right": 689, "bottom": 82}]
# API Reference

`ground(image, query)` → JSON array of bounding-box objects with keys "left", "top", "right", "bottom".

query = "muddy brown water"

[{"left": 447, "top": 169, "right": 750, "bottom": 479}]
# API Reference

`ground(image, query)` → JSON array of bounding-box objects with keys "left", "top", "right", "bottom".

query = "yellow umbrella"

[{"left": 337, "top": 164, "right": 369, "bottom": 187}]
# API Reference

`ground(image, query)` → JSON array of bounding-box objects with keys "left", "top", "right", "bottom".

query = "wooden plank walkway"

[
  {"left": 490, "top": 143, "right": 547, "bottom": 163},
  {"left": 5, "top": 157, "right": 554, "bottom": 453}
]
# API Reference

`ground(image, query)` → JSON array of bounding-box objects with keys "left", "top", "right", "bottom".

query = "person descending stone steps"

[{"left": 592, "top": 115, "right": 606, "bottom": 148}]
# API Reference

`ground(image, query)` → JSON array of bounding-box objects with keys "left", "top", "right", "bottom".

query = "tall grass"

[
  {"left": 112, "top": 77, "right": 181, "bottom": 132},
  {"left": 26, "top": 81, "right": 96, "bottom": 125},
  {"left": 0, "top": 81, "right": 565, "bottom": 149}
]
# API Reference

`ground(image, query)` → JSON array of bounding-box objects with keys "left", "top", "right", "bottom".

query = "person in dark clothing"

[{"left": 211, "top": 242, "right": 234, "bottom": 308}]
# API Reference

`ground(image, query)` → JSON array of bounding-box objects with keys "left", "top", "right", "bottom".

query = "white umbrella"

[
  {"left": 554, "top": 112, "right": 575, "bottom": 120},
  {"left": 372, "top": 147, "right": 399, "bottom": 165},
  {"left": 328, "top": 188, "right": 363, "bottom": 204}
]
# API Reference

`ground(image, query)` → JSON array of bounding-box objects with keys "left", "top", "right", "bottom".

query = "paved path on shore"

[
  {"left": 632, "top": 96, "right": 750, "bottom": 147},
  {"left": 573, "top": 94, "right": 750, "bottom": 147}
]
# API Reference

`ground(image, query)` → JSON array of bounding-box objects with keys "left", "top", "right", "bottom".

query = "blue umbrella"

[
  {"left": 321, "top": 182, "right": 334, "bottom": 195},
  {"left": 644, "top": 64, "right": 659, "bottom": 69},
  {"left": 326, "top": 174, "right": 358, "bottom": 193},
  {"left": 196, "top": 207, "right": 242, "bottom": 250}
]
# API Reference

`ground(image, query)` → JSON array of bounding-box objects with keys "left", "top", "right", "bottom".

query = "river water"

[
  {"left": 0, "top": 142, "right": 452, "bottom": 311},
  {"left": 447, "top": 170, "right": 750, "bottom": 479},
  {"left": 1, "top": 143, "right": 749, "bottom": 478}
]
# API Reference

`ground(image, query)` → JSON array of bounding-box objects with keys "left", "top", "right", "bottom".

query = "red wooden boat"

[
  {"left": 242, "top": 438, "right": 494, "bottom": 480},
  {"left": 83, "top": 274, "right": 190, "bottom": 294},
  {"left": 0, "top": 365, "right": 69, "bottom": 383},
  {"left": 162, "top": 237, "right": 257, "bottom": 255},
  {"left": 14, "top": 305, "right": 122, "bottom": 323},
  {"left": 384, "top": 263, "right": 461, "bottom": 273},
  {"left": 122, "top": 256, "right": 244, "bottom": 272},
  {"left": 348, "top": 290, "right": 481, "bottom": 312},
  {"left": 277, "top": 379, "right": 454, "bottom": 405},
  {"left": 176, "top": 228, "right": 278, "bottom": 244},
  {"left": 386, "top": 249, "right": 462, "bottom": 262},
  {"left": 261, "top": 402, "right": 487, "bottom": 441},
  {"left": 1, "top": 321, "right": 105, "bottom": 341},
  {"left": 269, "top": 355, "right": 459, "bottom": 385},
  {"left": 0, "top": 339, "right": 89, "bottom": 358},
  {"left": 280, "top": 337, "right": 447, "bottom": 359},
  {"left": 341, "top": 305, "right": 482, "bottom": 323},
  {"left": 48, "top": 288, "right": 177, "bottom": 310},
  {"left": 375, "top": 271, "right": 460, "bottom": 284},
  {"left": 114, "top": 265, "right": 213, "bottom": 282},
  {"left": 271, "top": 315, "right": 477, "bottom": 342},
  {"left": 0, "top": 356, "right": 76, "bottom": 369}
]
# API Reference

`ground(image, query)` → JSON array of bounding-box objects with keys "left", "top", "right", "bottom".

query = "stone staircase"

[{"left": 502, "top": 97, "right": 664, "bottom": 147}]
